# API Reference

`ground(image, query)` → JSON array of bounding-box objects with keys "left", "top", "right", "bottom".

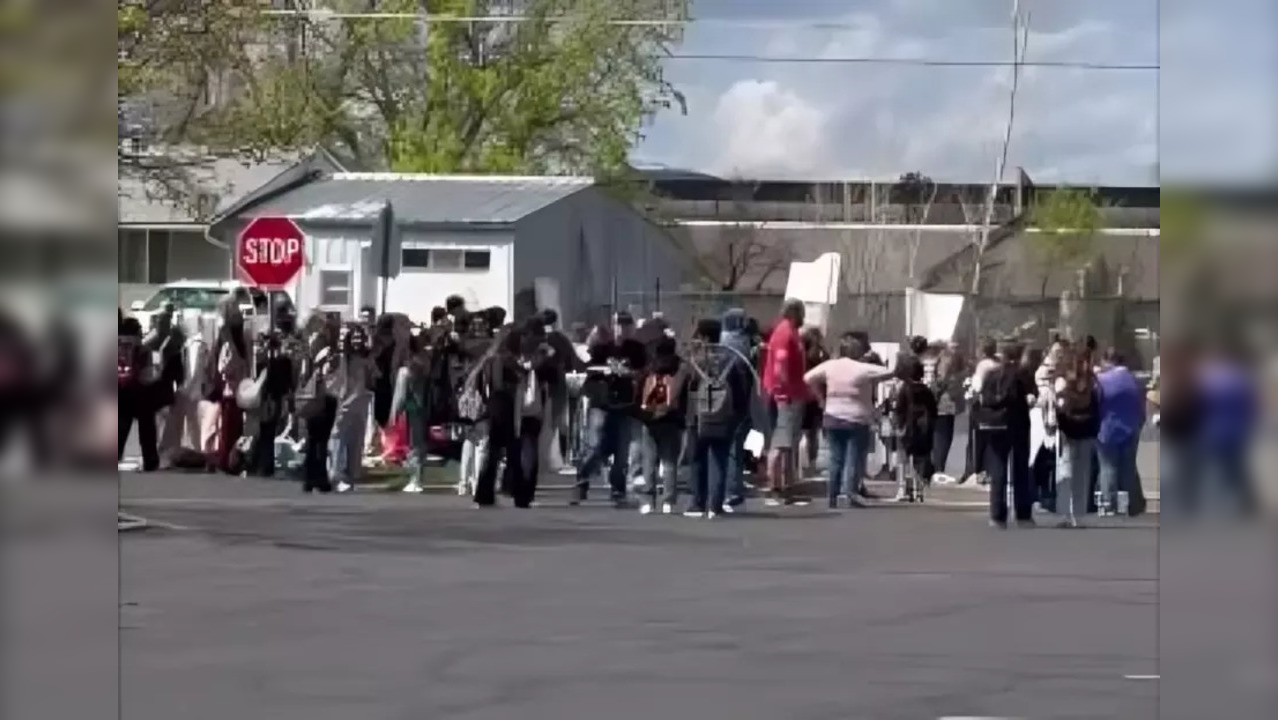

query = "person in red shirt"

[{"left": 762, "top": 299, "right": 809, "bottom": 505}]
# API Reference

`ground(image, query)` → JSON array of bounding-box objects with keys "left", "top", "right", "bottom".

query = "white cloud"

[
  {"left": 636, "top": 0, "right": 1189, "bottom": 185},
  {"left": 709, "top": 80, "right": 829, "bottom": 179}
]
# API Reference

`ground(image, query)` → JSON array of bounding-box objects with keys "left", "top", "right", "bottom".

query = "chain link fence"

[{"left": 616, "top": 288, "right": 1160, "bottom": 371}]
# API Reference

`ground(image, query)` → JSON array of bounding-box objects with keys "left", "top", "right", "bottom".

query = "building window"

[
  {"left": 146, "top": 230, "right": 170, "bottom": 284},
  {"left": 463, "top": 250, "right": 491, "bottom": 269},
  {"left": 319, "top": 269, "right": 352, "bottom": 307},
  {"left": 118, "top": 228, "right": 173, "bottom": 284},
  {"left": 401, "top": 248, "right": 432, "bottom": 269},
  {"left": 119, "top": 229, "right": 146, "bottom": 283},
  {"left": 401, "top": 248, "right": 491, "bottom": 271}
]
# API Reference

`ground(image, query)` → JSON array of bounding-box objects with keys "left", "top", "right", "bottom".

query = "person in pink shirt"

[
  {"left": 804, "top": 333, "right": 896, "bottom": 508},
  {"left": 762, "top": 300, "right": 809, "bottom": 505}
]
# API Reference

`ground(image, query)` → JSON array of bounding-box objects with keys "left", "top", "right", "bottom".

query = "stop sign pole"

[{"left": 237, "top": 217, "right": 307, "bottom": 367}]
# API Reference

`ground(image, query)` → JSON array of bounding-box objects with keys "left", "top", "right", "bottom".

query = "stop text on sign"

[{"left": 242, "top": 236, "right": 302, "bottom": 265}]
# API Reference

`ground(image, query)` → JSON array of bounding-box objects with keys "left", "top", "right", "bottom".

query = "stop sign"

[{"left": 237, "top": 216, "right": 306, "bottom": 289}]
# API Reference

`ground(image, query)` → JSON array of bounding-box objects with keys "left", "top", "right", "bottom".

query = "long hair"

[
  {"left": 935, "top": 345, "right": 965, "bottom": 379},
  {"left": 1062, "top": 347, "right": 1095, "bottom": 390}
]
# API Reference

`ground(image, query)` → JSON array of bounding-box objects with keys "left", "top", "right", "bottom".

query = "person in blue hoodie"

[
  {"left": 1095, "top": 348, "right": 1146, "bottom": 515},
  {"left": 1196, "top": 339, "right": 1259, "bottom": 516},
  {"left": 719, "top": 308, "right": 760, "bottom": 509}
]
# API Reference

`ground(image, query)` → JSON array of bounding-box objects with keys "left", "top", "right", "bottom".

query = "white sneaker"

[
  {"left": 402, "top": 481, "right": 424, "bottom": 494},
  {"left": 661, "top": 502, "right": 673, "bottom": 515},
  {"left": 932, "top": 473, "right": 956, "bottom": 485},
  {"left": 705, "top": 511, "right": 719, "bottom": 520},
  {"left": 455, "top": 481, "right": 469, "bottom": 496},
  {"left": 892, "top": 489, "right": 910, "bottom": 502},
  {"left": 336, "top": 481, "right": 353, "bottom": 493},
  {"left": 639, "top": 502, "right": 654, "bottom": 515}
]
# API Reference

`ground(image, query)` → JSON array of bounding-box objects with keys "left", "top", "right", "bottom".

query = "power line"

[
  {"left": 251, "top": 10, "right": 1157, "bottom": 71},
  {"left": 665, "top": 55, "right": 1156, "bottom": 70}
]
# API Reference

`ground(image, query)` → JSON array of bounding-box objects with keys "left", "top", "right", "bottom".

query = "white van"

[{"left": 128, "top": 280, "right": 295, "bottom": 335}]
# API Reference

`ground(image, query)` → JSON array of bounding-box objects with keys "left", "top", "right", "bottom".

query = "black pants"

[
  {"left": 1012, "top": 424, "right": 1032, "bottom": 505},
  {"left": 964, "top": 422, "right": 987, "bottom": 478},
  {"left": 249, "top": 414, "right": 278, "bottom": 478},
  {"left": 981, "top": 428, "right": 1033, "bottom": 523},
  {"left": 476, "top": 416, "right": 542, "bottom": 507},
  {"left": 302, "top": 398, "right": 337, "bottom": 492},
  {"left": 1032, "top": 444, "right": 1056, "bottom": 511},
  {"left": 118, "top": 388, "right": 159, "bottom": 471},
  {"left": 931, "top": 414, "right": 957, "bottom": 476}
]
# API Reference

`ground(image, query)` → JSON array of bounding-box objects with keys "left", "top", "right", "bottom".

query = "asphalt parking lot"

[{"left": 118, "top": 474, "right": 1163, "bottom": 720}]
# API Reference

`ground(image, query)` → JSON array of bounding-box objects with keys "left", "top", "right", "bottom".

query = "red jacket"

[{"left": 762, "top": 319, "right": 808, "bottom": 403}]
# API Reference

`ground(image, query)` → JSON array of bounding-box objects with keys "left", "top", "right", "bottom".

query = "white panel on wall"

[{"left": 382, "top": 230, "right": 513, "bottom": 324}]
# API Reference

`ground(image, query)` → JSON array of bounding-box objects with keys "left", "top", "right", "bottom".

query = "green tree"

[
  {"left": 1158, "top": 187, "right": 1206, "bottom": 263},
  {"left": 1027, "top": 187, "right": 1104, "bottom": 298},
  {"left": 120, "top": 0, "right": 689, "bottom": 180}
]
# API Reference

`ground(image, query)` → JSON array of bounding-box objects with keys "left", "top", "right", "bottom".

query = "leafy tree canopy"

[{"left": 118, "top": 0, "right": 689, "bottom": 180}]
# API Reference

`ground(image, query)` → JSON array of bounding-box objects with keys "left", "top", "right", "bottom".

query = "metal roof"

[{"left": 239, "top": 173, "right": 595, "bottom": 225}]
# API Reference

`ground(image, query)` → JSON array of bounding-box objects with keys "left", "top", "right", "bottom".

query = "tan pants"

[
  {"left": 159, "top": 395, "right": 201, "bottom": 460},
  {"left": 196, "top": 400, "right": 222, "bottom": 455}
]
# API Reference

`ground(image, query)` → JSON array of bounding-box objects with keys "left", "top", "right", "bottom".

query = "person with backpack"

[
  {"left": 686, "top": 319, "right": 753, "bottom": 517},
  {"left": 118, "top": 316, "right": 160, "bottom": 472},
  {"left": 803, "top": 333, "right": 895, "bottom": 509},
  {"left": 152, "top": 310, "right": 196, "bottom": 466},
  {"left": 973, "top": 343, "right": 1036, "bottom": 528},
  {"left": 720, "top": 308, "right": 761, "bottom": 510},
  {"left": 473, "top": 321, "right": 553, "bottom": 508},
  {"left": 208, "top": 299, "right": 250, "bottom": 474},
  {"left": 245, "top": 331, "right": 296, "bottom": 478},
  {"left": 1053, "top": 347, "right": 1101, "bottom": 527},
  {"left": 890, "top": 355, "right": 939, "bottom": 503},
  {"left": 634, "top": 335, "right": 693, "bottom": 514}
]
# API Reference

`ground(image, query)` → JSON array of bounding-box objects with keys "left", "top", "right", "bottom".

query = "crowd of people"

[{"left": 117, "top": 292, "right": 1258, "bottom": 526}]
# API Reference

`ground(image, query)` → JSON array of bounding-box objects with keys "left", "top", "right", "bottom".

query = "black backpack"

[
  {"left": 975, "top": 368, "right": 1017, "bottom": 428},
  {"left": 1057, "top": 378, "right": 1099, "bottom": 438}
]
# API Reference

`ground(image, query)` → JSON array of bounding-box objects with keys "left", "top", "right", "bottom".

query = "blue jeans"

[
  {"left": 1096, "top": 437, "right": 1139, "bottom": 512},
  {"left": 640, "top": 423, "right": 684, "bottom": 503},
  {"left": 693, "top": 435, "right": 733, "bottom": 512},
  {"left": 725, "top": 421, "right": 752, "bottom": 506},
  {"left": 1202, "top": 442, "right": 1255, "bottom": 516},
  {"left": 575, "top": 408, "right": 633, "bottom": 500},
  {"left": 1055, "top": 436, "right": 1095, "bottom": 521},
  {"left": 824, "top": 423, "right": 871, "bottom": 505}
]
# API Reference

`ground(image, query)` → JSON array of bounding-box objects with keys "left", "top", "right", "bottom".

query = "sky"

[{"left": 632, "top": 0, "right": 1276, "bottom": 186}]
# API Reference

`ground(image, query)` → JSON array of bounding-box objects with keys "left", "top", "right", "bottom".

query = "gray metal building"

[{"left": 211, "top": 173, "right": 693, "bottom": 327}]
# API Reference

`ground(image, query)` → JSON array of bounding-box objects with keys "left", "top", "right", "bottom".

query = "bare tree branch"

[{"left": 970, "top": 0, "right": 1030, "bottom": 298}]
